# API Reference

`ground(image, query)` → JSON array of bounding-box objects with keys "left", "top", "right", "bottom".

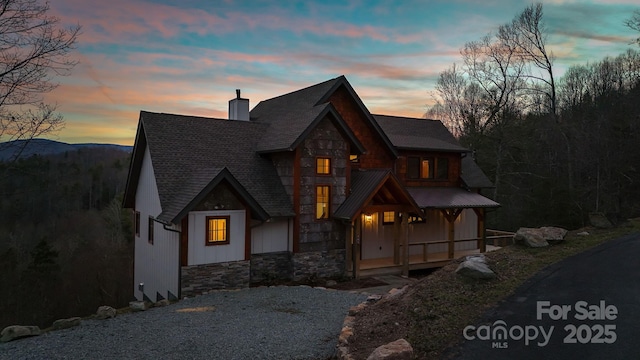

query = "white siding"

[
  {"left": 251, "top": 219, "right": 291, "bottom": 254},
  {"left": 134, "top": 146, "right": 180, "bottom": 301},
  {"left": 187, "top": 210, "right": 245, "bottom": 265}
]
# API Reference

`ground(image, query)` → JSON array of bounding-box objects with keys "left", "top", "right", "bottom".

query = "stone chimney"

[{"left": 228, "top": 89, "right": 249, "bottom": 121}]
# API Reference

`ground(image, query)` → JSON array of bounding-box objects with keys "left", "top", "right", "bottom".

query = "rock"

[
  {"left": 155, "top": 299, "right": 170, "bottom": 307},
  {"left": 589, "top": 212, "right": 613, "bottom": 228},
  {"left": 326, "top": 280, "right": 337, "bottom": 287},
  {"left": 129, "top": 301, "right": 149, "bottom": 312},
  {"left": 540, "top": 226, "right": 568, "bottom": 241},
  {"left": 367, "top": 338, "right": 414, "bottom": 360},
  {"left": 387, "top": 285, "right": 408, "bottom": 298},
  {"left": 1, "top": 325, "right": 41, "bottom": 342},
  {"left": 338, "top": 326, "right": 353, "bottom": 345},
  {"left": 465, "top": 254, "right": 486, "bottom": 263},
  {"left": 456, "top": 259, "right": 496, "bottom": 279},
  {"left": 514, "top": 228, "right": 549, "bottom": 247},
  {"left": 577, "top": 231, "right": 590, "bottom": 236},
  {"left": 52, "top": 317, "right": 81, "bottom": 330},
  {"left": 348, "top": 302, "right": 367, "bottom": 316},
  {"left": 96, "top": 305, "right": 116, "bottom": 319},
  {"left": 366, "top": 294, "right": 383, "bottom": 303}
]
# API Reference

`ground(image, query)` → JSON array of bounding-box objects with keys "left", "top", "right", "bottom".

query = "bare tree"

[
  {"left": 0, "top": 0, "right": 80, "bottom": 162},
  {"left": 499, "top": 3, "right": 557, "bottom": 117},
  {"left": 625, "top": 10, "right": 640, "bottom": 46}
]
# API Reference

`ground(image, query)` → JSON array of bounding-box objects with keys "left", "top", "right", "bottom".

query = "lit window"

[
  {"left": 206, "top": 216, "right": 230, "bottom": 245},
  {"left": 421, "top": 158, "right": 433, "bottom": 179},
  {"left": 316, "top": 185, "right": 330, "bottom": 219},
  {"left": 349, "top": 155, "right": 359, "bottom": 163},
  {"left": 316, "top": 157, "right": 331, "bottom": 175},
  {"left": 382, "top": 211, "right": 395, "bottom": 224}
]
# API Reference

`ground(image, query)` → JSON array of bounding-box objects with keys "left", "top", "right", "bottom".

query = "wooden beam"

[
  {"left": 346, "top": 222, "right": 353, "bottom": 275},
  {"left": 365, "top": 204, "right": 414, "bottom": 213},
  {"left": 393, "top": 211, "right": 401, "bottom": 264},
  {"left": 354, "top": 216, "right": 361, "bottom": 279},
  {"left": 401, "top": 212, "right": 409, "bottom": 276}
]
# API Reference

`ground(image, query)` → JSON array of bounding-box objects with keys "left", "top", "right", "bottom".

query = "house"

[{"left": 123, "top": 76, "right": 499, "bottom": 302}]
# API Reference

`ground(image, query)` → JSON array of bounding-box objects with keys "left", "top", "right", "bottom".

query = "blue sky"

[{"left": 46, "top": 0, "right": 638, "bottom": 144}]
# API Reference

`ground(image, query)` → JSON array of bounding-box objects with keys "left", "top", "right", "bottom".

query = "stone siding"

[
  {"left": 292, "top": 249, "right": 346, "bottom": 281},
  {"left": 250, "top": 251, "right": 293, "bottom": 283},
  {"left": 299, "top": 117, "right": 348, "bottom": 251},
  {"left": 181, "top": 260, "right": 249, "bottom": 297}
]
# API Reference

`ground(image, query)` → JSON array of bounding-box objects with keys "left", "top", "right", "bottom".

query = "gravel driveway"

[{"left": 0, "top": 286, "right": 367, "bottom": 360}]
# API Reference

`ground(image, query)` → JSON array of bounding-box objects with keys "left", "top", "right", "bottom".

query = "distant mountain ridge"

[{"left": 0, "top": 138, "right": 133, "bottom": 161}]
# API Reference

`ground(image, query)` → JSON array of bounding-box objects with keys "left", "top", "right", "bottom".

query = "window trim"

[
  {"left": 134, "top": 211, "right": 140, "bottom": 237},
  {"left": 315, "top": 157, "right": 332, "bottom": 175},
  {"left": 148, "top": 216, "right": 154, "bottom": 245},
  {"left": 205, "top": 215, "right": 230, "bottom": 246},
  {"left": 315, "top": 185, "right": 331, "bottom": 220},
  {"left": 407, "top": 156, "right": 449, "bottom": 180}
]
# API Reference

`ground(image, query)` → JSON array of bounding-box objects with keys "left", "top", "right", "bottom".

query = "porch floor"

[{"left": 358, "top": 245, "right": 501, "bottom": 276}]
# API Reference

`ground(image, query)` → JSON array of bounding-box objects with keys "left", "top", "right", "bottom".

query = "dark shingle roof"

[
  {"left": 408, "top": 187, "right": 499, "bottom": 209},
  {"left": 461, "top": 156, "right": 494, "bottom": 189},
  {"left": 373, "top": 115, "right": 468, "bottom": 152},
  {"left": 139, "top": 111, "right": 294, "bottom": 223},
  {"left": 250, "top": 78, "right": 341, "bottom": 153},
  {"left": 334, "top": 169, "right": 390, "bottom": 220}
]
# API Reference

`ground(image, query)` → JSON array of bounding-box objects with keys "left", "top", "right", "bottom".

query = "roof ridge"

[
  {"left": 257, "top": 76, "right": 343, "bottom": 104},
  {"left": 373, "top": 113, "right": 439, "bottom": 122}
]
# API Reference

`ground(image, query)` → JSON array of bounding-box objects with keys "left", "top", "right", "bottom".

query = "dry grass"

[{"left": 348, "top": 220, "right": 640, "bottom": 360}]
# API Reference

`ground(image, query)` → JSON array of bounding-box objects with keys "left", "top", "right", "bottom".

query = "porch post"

[
  {"left": 447, "top": 212, "right": 455, "bottom": 259},
  {"left": 353, "top": 216, "right": 361, "bottom": 279},
  {"left": 401, "top": 211, "right": 409, "bottom": 276},
  {"left": 346, "top": 222, "right": 354, "bottom": 275},
  {"left": 474, "top": 208, "right": 486, "bottom": 253},
  {"left": 393, "top": 212, "right": 401, "bottom": 265}
]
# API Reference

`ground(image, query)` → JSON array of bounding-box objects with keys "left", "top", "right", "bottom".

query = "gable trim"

[
  {"left": 123, "top": 116, "right": 146, "bottom": 208},
  {"left": 170, "top": 168, "right": 270, "bottom": 224},
  {"left": 317, "top": 76, "right": 398, "bottom": 158}
]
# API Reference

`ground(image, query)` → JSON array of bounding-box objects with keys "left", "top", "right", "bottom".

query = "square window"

[
  {"left": 382, "top": 211, "right": 395, "bottom": 224},
  {"left": 316, "top": 157, "right": 331, "bottom": 175},
  {"left": 316, "top": 185, "right": 330, "bottom": 219},
  {"left": 349, "top": 155, "right": 359, "bottom": 163},
  {"left": 206, "top": 216, "right": 230, "bottom": 245}
]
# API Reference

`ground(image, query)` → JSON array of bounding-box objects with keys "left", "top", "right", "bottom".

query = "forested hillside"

[
  {"left": 428, "top": 4, "right": 640, "bottom": 231},
  {"left": 0, "top": 147, "right": 133, "bottom": 329}
]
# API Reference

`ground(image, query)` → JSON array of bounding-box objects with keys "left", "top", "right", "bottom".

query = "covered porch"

[{"left": 336, "top": 177, "right": 502, "bottom": 278}]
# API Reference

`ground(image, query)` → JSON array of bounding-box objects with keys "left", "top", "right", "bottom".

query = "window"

[
  {"left": 135, "top": 211, "right": 140, "bottom": 237},
  {"left": 421, "top": 158, "right": 433, "bottom": 179},
  {"left": 382, "top": 211, "right": 395, "bottom": 224},
  {"left": 407, "top": 156, "right": 449, "bottom": 180},
  {"left": 349, "top": 155, "right": 360, "bottom": 163},
  {"left": 407, "top": 157, "right": 420, "bottom": 179},
  {"left": 316, "top": 157, "right": 331, "bottom": 175},
  {"left": 316, "top": 185, "right": 330, "bottom": 220},
  {"left": 409, "top": 216, "right": 425, "bottom": 224},
  {"left": 436, "top": 158, "right": 449, "bottom": 179},
  {"left": 206, "top": 216, "right": 230, "bottom": 245},
  {"left": 148, "top": 216, "right": 154, "bottom": 245}
]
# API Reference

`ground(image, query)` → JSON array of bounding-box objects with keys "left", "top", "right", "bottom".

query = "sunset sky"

[{"left": 45, "top": 0, "right": 638, "bottom": 145}]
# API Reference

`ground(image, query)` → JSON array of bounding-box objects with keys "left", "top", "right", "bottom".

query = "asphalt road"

[{"left": 449, "top": 232, "right": 640, "bottom": 360}]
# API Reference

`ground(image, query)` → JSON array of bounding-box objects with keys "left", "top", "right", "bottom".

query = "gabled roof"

[
  {"left": 407, "top": 187, "right": 499, "bottom": 209},
  {"left": 334, "top": 169, "right": 422, "bottom": 221},
  {"left": 461, "top": 156, "right": 494, "bottom": 189},
  {"left": 251, "top": 76, "right": 394, "bottom": 157},
  {"left": 373, "top": 114, "right": 468, "bottom": 153},
  {"left": 123, "top": 111, "right": 294, "bottom": 223}
]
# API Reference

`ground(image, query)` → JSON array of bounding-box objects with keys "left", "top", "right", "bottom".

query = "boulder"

[
  {"left": 1, "top": 325, "right": 41, "bottom": 342},
  {"left": 456, "top": 258, "right": 496, "bottom": 279},
  {"left": 367, "top": 338, "right": 413, "bottom": 360},
  {"left": 589, "top": 212, "right": 613, "bottom": 229},
  {"left": 540, "top": 227, "right": 568, "bottom": 241},
  {"left": 129, "top": 301, "right": 149, "bottom": 312},
  {"left": 514, "top": 228, "right": 549, "bottom": 248},
  {"left": 96, "top": 305, "right": 117, "bottom": 319},
  {"left": 577, "top": 231, "right": 590, "bottom": 236},
  {"left": 52, "top": 317, "right": 81, "bottom": 330}
]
